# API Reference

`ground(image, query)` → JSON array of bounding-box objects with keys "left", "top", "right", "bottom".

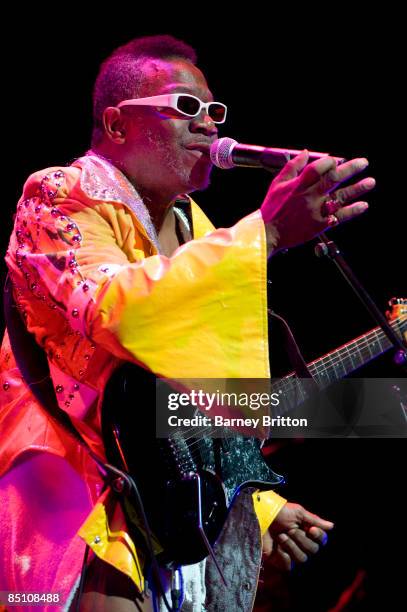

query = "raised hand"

[{"left": 260, "top": 150, "right": 375, "bottom": 254}]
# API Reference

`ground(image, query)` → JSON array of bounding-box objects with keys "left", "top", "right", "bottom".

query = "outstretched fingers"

[
  {"left": 332, "top": 201, "right": 369, "bottom": 225},
  {"left": 315, "top": 157, "right": 370, "bottom": 195},
  {"left": 334, "top": 177, "right": 376, "bottom": 205}
]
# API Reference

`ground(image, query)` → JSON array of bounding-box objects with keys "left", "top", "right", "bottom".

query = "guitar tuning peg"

[{"left": 388, "top": 297, "right": 401, "bottom": 306}]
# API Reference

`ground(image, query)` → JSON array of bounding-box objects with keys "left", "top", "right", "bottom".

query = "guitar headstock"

[{"left": 386, "top": 298, "right": 407, "bottom": 321}]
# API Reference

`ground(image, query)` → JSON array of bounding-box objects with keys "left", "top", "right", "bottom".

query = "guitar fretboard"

[{"left": 273, "top": 315, "right": 406, "bottom": 416}]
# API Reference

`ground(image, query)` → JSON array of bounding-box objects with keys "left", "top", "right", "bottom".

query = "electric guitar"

[{"left": 102, "top": 298, "right": 406, "bottom": 567}]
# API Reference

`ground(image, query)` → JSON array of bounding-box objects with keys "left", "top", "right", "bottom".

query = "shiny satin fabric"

[{"left": 0, "top": 154, "right": 278, "bottom": 609}]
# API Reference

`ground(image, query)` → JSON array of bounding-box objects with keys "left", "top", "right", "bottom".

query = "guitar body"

[
  {"left": 102, "top": 363, "right": 283, "bottom": 567},
  {"left": 101, "top": 299, "right": 406, "bottom": 566}
]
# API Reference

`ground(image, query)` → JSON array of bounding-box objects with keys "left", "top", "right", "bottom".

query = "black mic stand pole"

[{"left": 314, "top": 232, "right": 407, "bottom": 371}]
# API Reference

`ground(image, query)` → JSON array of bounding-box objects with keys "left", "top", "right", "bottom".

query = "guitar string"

[
  {"left": 170, "top": 425, "right": 233, "bottom": 467},
  {"left": 309, "top": 318, "right": 404, "bottom": 375},
  {"left": 302, "top": 318, "right": 405, "bottom": 381},
  {"left": 164, "top": 316, "right": 407, "bottom": 462},
  {"left": 268, "top": 317, "right": 405, "bottom": 415},
  {"left": 175, "top": 423, "right": 250, "bottom": 450},
  {"left": 171, "top": 318, "right": 406, "bottom": 442},
  {"left": 174, "top": 318, "right": 406, "bottom": 432},
  {"left": 168, "top": 414, "right": 263, "bottom": 460},
  {"left": 176, "top": 429, "right": 261, "bottom": 469}
]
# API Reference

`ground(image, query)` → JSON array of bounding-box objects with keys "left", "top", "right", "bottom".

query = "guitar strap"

[{"left": 268, "top": 308, "right": 318, "bottom": 390}]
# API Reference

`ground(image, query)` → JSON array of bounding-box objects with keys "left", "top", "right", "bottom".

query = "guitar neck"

[{"left": 274, "top": 316, "right": 406, "bottom": 415}]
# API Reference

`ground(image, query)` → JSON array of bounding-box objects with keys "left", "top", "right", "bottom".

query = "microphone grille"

[{"left": 210, "top": 137, "right": 237, "bottom": 169}]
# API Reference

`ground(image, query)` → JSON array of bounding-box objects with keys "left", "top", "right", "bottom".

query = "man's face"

[{"left": 120, "top": 58, "right": 220, "bottom": 197}]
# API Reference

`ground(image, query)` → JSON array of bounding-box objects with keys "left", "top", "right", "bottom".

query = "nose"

[{"left": 189, "top": 113, "right": 218, "bottom": 138}]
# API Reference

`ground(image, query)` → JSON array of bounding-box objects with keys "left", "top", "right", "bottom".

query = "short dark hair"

[{"left": 91, "top": 35, "right": 197, "bottom": 145}]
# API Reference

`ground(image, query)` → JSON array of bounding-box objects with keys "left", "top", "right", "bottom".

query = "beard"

[
  {"left": 144, "top": 129, "right": 213, "bottom": 194},
  {"left": 187, "top": 158, "right": 213, "bottom": 193}
]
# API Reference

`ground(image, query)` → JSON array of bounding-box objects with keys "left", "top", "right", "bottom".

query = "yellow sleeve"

[
  {"left": 93, "top": 209, "right": 270, "bottom": 379},
  {"left": 78, "top": 490, "right": 145, "bottom": 593},
  {"left": 11, "top": 168, "right": 270, "bottom": 380},
  {"left": 252, "top": 490, "right": 287, "bottom": 536}
]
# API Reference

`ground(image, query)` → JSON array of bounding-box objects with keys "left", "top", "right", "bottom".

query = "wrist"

[
  {"left": 263, "top": 221, "right": 281, "bottom": 257},
  {"left": 253, "top": 489, "right": 287, "bottom": 536}
]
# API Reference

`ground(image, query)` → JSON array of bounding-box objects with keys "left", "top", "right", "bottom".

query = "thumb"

[
  {"left": 274, "top": 149, "right": 309, "bottom": 183},
  {"left": 300, "top": 508, "right": 334, "bottom": 530}
]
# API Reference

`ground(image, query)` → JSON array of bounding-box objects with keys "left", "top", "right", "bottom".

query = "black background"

[{"left": 2, "top": 9, "right": 405, "bottom": 611}]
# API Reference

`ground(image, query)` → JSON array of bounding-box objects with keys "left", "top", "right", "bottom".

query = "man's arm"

[
  {"left": 6, "top": 152, "right": 375, "bottom": 387},
  {"left": 7, "top": 168, "right": 271, "bottom": 382}
]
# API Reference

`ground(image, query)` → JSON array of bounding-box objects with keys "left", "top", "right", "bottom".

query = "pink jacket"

[{"left": 0, "top": 154, "right": 283, "bottom": 610}]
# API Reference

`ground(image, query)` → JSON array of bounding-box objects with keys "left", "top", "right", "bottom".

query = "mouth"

[{"left": 184, "top": 142, "right": 211, "bottom": 157}]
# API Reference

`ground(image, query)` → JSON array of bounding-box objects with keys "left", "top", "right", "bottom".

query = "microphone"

[{"left": 210, "top": 137, "right": 346, "bottom": 170}]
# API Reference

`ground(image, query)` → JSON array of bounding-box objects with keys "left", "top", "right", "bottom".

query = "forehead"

[{"left": 138, "top": 58, "right": 213, "bottom": 99}]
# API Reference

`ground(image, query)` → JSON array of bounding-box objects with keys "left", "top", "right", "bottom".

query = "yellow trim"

[
  {"left": 189, "top": 198, "right": 215, "bottom": 237},
  {"left": 78, "top": 497, "right": 145, "bottom": 593},
  {"left": 252, "top": 490, "right": 287, "bottom": 536}
]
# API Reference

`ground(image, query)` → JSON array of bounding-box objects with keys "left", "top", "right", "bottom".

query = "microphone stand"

[{"left": 314, "top": 232, "right": 407, "bottom": 371}]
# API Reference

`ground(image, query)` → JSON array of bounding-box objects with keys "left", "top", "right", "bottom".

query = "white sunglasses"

[{"left": 117, "top": 93, "right": 227, "bottom": 124}]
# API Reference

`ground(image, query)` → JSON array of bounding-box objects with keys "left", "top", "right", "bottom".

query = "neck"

[
  {"left": 91, "top": 144, "right": 177, "bottom": 232},
  {"left": 136, "top": 184, "right": 178, "bottom": 232}
]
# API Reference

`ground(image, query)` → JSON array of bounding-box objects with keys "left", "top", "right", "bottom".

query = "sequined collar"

[{"left": 73, "top": 152, "right": 161, "bottom": 252}]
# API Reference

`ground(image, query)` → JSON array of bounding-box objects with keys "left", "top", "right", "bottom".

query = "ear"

[{"left": 102, "top": 107, "right": 127, "bottom": 144}]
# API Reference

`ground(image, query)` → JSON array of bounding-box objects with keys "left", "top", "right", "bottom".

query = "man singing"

[{"left": 0, "top": 35, "right": 375, "bottom": 611}]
